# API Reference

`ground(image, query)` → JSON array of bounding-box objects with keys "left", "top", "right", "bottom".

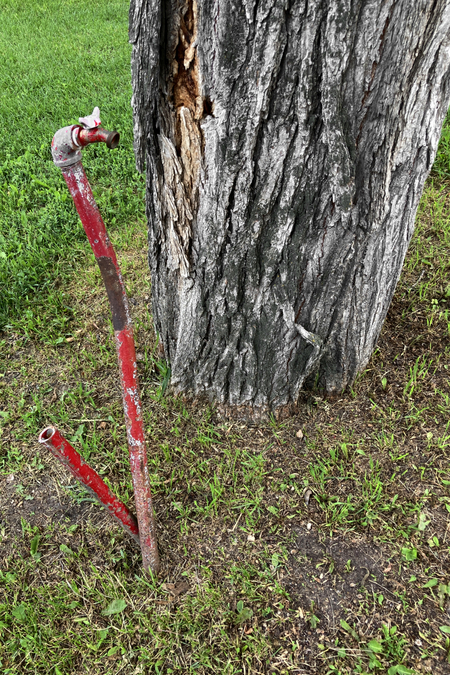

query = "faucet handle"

[{"left": 79, "top": 107, "right": 101, "bottom": 130}]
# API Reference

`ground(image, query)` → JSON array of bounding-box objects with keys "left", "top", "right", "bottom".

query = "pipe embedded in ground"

[
  {"left": 48, "top": 111, "right": 160, "bottom": 574},
  {"left": 38, "top": 426, "right": 140, "bottom": 544}
]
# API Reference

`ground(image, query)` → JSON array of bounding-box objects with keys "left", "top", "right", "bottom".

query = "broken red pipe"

[
  {"left": 38, "top": 427, "right": 140, "bottom": 544},
  {"left": 45, "top": 112, "right": 160, "bottom": 574}
]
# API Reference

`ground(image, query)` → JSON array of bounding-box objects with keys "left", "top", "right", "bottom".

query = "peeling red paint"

[
  {"left": 38, "top": 427, "right": 140, "bottom": 543},
  {"left": 74, "top": 126, "right": 120, "bottom": 149},
  {"left": 44, "top": 116, "right": 160, "bottom": 574}
]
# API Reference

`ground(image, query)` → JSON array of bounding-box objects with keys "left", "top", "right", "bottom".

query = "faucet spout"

[{"left": 51, "top": 107, "right": 119, "bottom": 167}]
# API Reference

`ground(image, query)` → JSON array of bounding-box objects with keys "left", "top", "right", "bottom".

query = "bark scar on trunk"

[{"left": 159, "top": 0, "right": 212, "bottom": 277}]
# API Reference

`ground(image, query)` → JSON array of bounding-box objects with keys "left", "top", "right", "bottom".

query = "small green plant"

[
  {"left": 235, "top": 600, "right": 253, "bottom": 624},
  {"left": 30, "top": 534, "right": 40, "bottom": 561},
  {"left": 401, "top": 546, "right": 418, "bottom": 561},
  {"left": 308, "top": 601, "right": 320, "bottom": 629}
]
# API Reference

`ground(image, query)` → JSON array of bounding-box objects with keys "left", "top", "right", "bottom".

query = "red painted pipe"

[
  {"left": 77, "top": 126, "right": 119, "bottom": 149},
  {"left": 38, "top": 427, "right": 140, "bottom": 544},
  {"left": 48, "top": 115, "right": 160, "bottom": 574}
]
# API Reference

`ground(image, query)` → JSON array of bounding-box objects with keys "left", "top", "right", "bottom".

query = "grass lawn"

[{"left": 1, "top": 1, "right": 450, "bottom": 674}]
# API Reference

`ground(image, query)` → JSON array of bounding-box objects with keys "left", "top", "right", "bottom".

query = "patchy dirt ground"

[{"left": 1, "top": 193, "right": 450, "bottom": 673}]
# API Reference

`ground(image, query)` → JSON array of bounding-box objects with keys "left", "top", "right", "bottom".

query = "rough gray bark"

[{"left": 130, "top": 0, "right": 450, "bottom": 412}]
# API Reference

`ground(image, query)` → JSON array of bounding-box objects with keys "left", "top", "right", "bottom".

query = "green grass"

[
  {"left": 432, "top": 109, "right": 450, "bottom": 181},
  {"left": 0, "top": 0, "right": 144, "bottom": 337}
]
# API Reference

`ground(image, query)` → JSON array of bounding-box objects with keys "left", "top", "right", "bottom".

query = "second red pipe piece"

[{"left": 38, "top": 426, "right": 140, "bottom": 544}]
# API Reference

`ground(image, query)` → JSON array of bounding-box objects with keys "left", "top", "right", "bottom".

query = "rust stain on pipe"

[{"left": 97, "top": 257, "right": 128, "bottom": 331}]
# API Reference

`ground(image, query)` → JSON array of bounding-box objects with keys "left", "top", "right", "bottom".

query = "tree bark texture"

[{"left": 130, "top": 0, "right": 450, "bottom": 411}]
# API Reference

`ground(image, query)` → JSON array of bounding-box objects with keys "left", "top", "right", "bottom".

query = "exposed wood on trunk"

[
  {"left": 130, "top": 0, "right": 450, "bottom": 412},
  {"left": 158, "top": 0, "right": 202, "bottom": 276}
]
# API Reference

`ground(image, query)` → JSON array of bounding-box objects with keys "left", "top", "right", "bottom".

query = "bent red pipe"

[
  {"left": 38, "top": 427, "right": 140, "bottom": 544},
  {"left": 46, "top": 112, "right": 159, "bottom": 574}
]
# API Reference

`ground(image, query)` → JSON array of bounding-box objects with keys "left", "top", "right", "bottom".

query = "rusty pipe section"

[
  {"left": 39, "top": 427, "right": 140, "bottom": 544},
  {"left": 75, "top": 126, "right": 120, "bottom": 149},
  {"left": 48, "top": 110, "right": 159, "bottom": 574}
]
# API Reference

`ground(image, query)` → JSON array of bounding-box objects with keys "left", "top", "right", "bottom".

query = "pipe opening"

[
  {"left": 39, "top": 427, "right": 55, "bottom": 443},
  {"left": 106, "top": 131, "right": 120, "bottom": 149}
]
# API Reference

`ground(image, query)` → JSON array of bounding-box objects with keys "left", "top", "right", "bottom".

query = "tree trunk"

[{"left": 130, "top": 0, "right": 450, "bottom": 412}]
